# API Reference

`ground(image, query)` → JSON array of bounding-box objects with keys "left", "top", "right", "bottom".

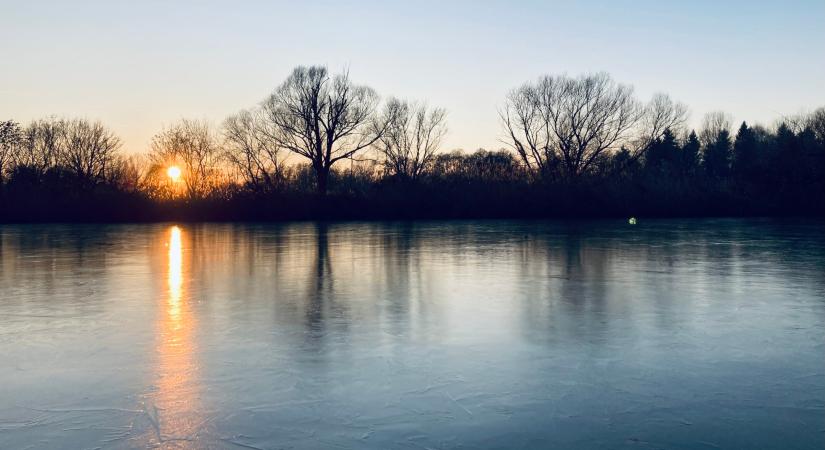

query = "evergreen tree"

[
  {"left": 798, "top": 127, "right": 825, "bottom": 185},
  {"left": 703, "top": 129, "right": 731, "bottom": 179},
  {"left": 680, "top": 130, "right": 700, "bottom": 176},
  {"left": 732, "top": 121, "right": 757, "bottom": 182},
  {"left": 773, "top": 123, "right": 799, "bottom": 183},
  {"left": 660, "top": 128, "right": 680, "bottom": 168},
  {"left": 644, "top": 136, "right": 665, "bottom": 171},
  {"left": 610, "top": 146, "right": 638, "bottom": 180},
  {"left": 645, "top": 128, "right": 680, "bottom": 175}
]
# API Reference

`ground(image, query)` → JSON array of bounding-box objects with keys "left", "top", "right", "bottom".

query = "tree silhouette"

[
  {"left": 17, "top": 118, "right": 64, "bottom": 177},
  {"left": 1, "top": 68, "right": 824, "bottom": 221},
  {"left": 59, "top": 119, "right": 121, "bottom": 186},
  {"left": 680, "top": 131, "right": 701, "bottom": 176},
  {"left": 637, "top": 94, "right": 689, "bottom": 152},
  {"left": 703, "top": 129, "right": 731, "bottom": 179},
  {"left": 263, "top": 66, "right": 386, "bottom": 195},
  {"left": 149, "top": 119, "right": 222, "bottom": 200},
  {"left": 773, "top": 123, "right": 800, "bottom": 185},
  {"left": 223, "top": 108, "right": 286, "bottom": 193},
  {"left": 501, "top": 73, "right": 642, "bottom": 179},
  {"left": 376, "top": 98, "right": 447, "bottom": 181},
  {"left": 732, "top": 122, "right": 757, "bottom": 183},
  {"left": 699, "top": 112, "right": 732, "bottom": 148},
  {"left": 644, "top": 128, "right": 680, "bottom": 175},
  {"left": 0, "top": 120, "right": 21, "bottom": 184}
]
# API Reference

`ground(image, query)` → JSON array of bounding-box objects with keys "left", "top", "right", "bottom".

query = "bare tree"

[
  {"left": 262, "top": 66, "right": 385, "bottom": 195},
  {"left": 785, "top": 107, "right": 825, "bottom": 142},
  {"left": 699, "top": 111, "right": 732, "bottom": 147},
  {"left": 4, "top": 118, "right": 122, "bottom": 185},
  {"left": 223, "top": 107, "right": 285, "bottom": 192},
  {"left": 376, "top": 98, "right": 447, "bottom": 180},
  {"left": 59, "top": 119, "right": 121, "bottom": 184},
  {"left": 809, "top": 107, "right": 825, "bottom": 143},
  {"left": 0, "top": 120, "right": 22, "bottom": 183},
  {"left": 17, "top": 117, "right": 65, "bottom": 175},
  {"left": 638, "top": 93, "right": 689, "bottom": 149},
  {"left": 150, "top": 119, "right": 222, "bottom": 199},
  {"left": 501, "top": 72, "right": 641, "bottom": 179}
]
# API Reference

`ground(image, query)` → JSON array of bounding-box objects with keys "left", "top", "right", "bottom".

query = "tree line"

[{"left": 1, "top": 65, "right": 823, "bottom": 221}]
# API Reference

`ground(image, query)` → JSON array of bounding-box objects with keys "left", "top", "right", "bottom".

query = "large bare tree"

[
  {"left": 150, "top": 119, "right": 222, "bottom": 199},
  {"left": 501, "top": 72, "right": 641, "bottom": 179},
  {"left": 223, "top": 107, "right": 285, "bottom": 192},
  {"left": 59, "top": 119, "right": 122, "bottom": 184},
  {"left": 502, "top": 73, "right": 690, "bottom": 179},
  {"left": 376, "top": 98, "right": 447, "bottom": 180},
  {"left": 263, "top": 66, "right": 385, "bottom": 194}
]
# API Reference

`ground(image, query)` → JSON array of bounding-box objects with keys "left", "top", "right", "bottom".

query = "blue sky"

[{"left": 1, "top": 0, "right": 823, "bottom": 153}]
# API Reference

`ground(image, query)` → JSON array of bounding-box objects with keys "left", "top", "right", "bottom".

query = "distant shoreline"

[{"left": 2, "top": 194, "right": 822, "bottom": 224}]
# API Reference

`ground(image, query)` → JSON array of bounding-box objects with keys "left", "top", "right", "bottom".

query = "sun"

[{"left": 167, "top": 166, "right": 182, "bottom": 182}]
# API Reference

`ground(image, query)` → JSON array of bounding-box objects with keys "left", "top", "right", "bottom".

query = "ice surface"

[{"left": 0, "top": 219, "right": 823, "bottom": 449}]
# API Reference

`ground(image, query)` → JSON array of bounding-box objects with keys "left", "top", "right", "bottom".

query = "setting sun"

[{"left": 167, "top": 166, "right": 182, "bottom": 182}]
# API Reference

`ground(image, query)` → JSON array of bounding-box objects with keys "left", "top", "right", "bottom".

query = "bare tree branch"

[
  {"left": 262, "top": 65, "right": 384, "bottom": 194},
  {"left": 501, "top": 72, "right": 643, "bottom": 179},
  {"left": 376, "top": 98, "right": 447, "bottom": 180},
  {"left": 149, "top": 119, "right": 222, "bottom": 199}
]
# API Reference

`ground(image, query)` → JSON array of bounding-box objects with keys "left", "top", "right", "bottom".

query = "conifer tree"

[
  {"left": 732, "top": 122, "right": 757, "bottom": 182},
  {"left": 680, "top": 130, "right": 700, "bottom": 176},
  {"left": 703, "top": 129, "right": 732, "bottom": 179}
]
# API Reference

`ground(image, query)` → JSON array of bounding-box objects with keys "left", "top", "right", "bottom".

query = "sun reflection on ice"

[
  {"left": 168, "top": 226, "right": 182, "bottom": 320},
  {"left": 139, "top": 225, "right": 207, "bottom": 446}
]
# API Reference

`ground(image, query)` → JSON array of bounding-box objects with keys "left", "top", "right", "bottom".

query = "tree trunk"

[{"left": 316, "top": 166, "right": 329, "bottom": 196}]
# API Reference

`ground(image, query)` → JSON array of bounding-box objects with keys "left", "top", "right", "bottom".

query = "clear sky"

[{"left": 1, "top": 0, "right": 824, "bottom": 154}]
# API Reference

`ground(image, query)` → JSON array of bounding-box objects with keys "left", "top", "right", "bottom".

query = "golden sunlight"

[
  {"left": 168, "top": 225, "right": 182, "bottom": 319},
  {"left": 167, "top": 166, "right": 182, "bottom": 182},
  {"left": 140, "top": 224, "right": 204, "bottom": 446}
]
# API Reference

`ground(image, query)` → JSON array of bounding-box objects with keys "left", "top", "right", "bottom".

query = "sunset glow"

[
  {"left": 1, "top": 2, "right": 823, "bottom": 448},
  {"left": 144, "top": 224, "right": 204, "bottom": 446},
  {"left": 167, "top": 166, "right": 182, "bottom": 182},
  {"left": 168, "top": 225, "right": 182, "bottom": 318}
]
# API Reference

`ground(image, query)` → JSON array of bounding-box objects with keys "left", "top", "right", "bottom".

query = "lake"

[{"left": 1, "top": 219, "right": 823, "bottom": 449}]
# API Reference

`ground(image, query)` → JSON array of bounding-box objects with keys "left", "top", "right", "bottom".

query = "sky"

[{"left": 1, "top": 0, "right": 824, "bottom": 154}]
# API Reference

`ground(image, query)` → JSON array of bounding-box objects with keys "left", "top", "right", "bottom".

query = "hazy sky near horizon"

[{"left": 1, "top": 0, "right": 824, "bottom": 154}]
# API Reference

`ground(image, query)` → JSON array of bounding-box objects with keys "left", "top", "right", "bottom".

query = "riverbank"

[{"left": 1, "top": 182, "right": 822, "bottom": 223}]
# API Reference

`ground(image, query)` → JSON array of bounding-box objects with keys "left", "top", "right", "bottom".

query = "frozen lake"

[{"left": 0, "top": 219, "right": 823, "bottom": 449}]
